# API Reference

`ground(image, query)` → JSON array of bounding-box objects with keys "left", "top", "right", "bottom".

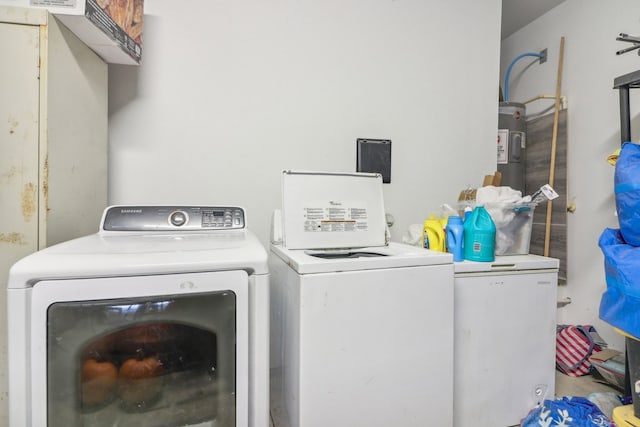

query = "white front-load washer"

[
  {"left": 269, "top": 171, "right": 454, "bottom": 427},
  {"left": 7, "top": 205, "right": 269, "bottom": 427}
]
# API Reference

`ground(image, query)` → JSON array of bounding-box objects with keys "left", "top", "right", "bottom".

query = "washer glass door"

[{"left": 30, "top": 270, "right": 248, "bottom": 427}]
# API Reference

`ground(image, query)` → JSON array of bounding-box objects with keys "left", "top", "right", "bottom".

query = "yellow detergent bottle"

[{"left": 423, "top": 216, "right": 446, "bottom": 252}]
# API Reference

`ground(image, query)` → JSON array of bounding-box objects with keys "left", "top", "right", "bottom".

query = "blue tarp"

[
  {"left": 615, "top": 142, "right": 640, "bottom": 246},
  {"left": 599, "top": 228, "right": 640, "bottom": 338},
  {"left": 600, "top": 142, "right": 640, "bottom": 337}
]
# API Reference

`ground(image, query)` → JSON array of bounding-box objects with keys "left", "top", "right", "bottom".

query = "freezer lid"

[
  {"left": 454, "top": 254, "right": 559, "bottom": 273},
  {"left": 280, "top": 171, "right": 387, "bottom": 250}
]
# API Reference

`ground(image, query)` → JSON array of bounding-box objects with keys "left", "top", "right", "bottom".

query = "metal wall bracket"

[{"left": 616, "top": 33, "right": 640, "bottom": 56}]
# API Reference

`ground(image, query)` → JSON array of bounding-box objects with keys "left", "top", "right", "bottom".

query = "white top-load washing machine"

[
  {"left": 453, "top": 254, "right": 559, "bottom": 427},
  {"left": 269, "top": 171, "right": 454, "bottom": 427},
  {"left": 7, "top": 205, "right": 269, "bottom": 427}
]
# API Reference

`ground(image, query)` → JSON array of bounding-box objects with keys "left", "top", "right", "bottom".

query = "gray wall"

[
  {"left": 501, "top": 0, "right": 640, "bottom": 350},
  {"left": 108, "top": 0, "right": 502, "bottom": 247}
]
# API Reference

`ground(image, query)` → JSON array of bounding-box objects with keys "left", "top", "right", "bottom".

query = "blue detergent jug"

[
  {"left": 445, "top": 216, "right": 464, "bottom": 262},
  {"left": 463, "top": 206, "right": 496, "bottom": 262}
]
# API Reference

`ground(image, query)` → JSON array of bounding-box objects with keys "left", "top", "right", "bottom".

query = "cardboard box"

[
  {"left": 589, "top": 349, "right": 626, "bottom": 391},
  {"left": 0, "top": 0, "right": 142, "bottom": 65},
  {"left": 457, "top": 172, "right": 503, "bottom": 204}
]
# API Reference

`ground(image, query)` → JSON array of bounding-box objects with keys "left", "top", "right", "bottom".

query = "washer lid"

[
  {"left": 281, "top": 171, "right": 387, "bottom": 250},
  {"left": 271, "top": 242, "right": 452, "bottom": 274},
  {"left": 454, "top": 254, "right": 559, "bottom": 273}
]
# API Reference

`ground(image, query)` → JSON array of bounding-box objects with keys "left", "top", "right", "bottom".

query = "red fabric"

[{"left": 556, "top": 325, "right": 600, "bottom": 377}]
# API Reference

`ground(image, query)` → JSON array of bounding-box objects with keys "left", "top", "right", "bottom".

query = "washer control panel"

[{"left": 102, "top": 206, "right": 246, "bottom": 231}]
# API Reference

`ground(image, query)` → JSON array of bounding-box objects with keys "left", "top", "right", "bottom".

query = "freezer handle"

[{"left": 489, "top": 263, "right": 517, "bottom": 271}]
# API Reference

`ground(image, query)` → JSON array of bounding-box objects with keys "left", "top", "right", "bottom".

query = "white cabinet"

[{"left": 0, "top": 5, "right": 107, "bottom": 425}]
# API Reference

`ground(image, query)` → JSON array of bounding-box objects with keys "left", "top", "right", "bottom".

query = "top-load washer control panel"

[{"left": 101, "top": 205, "right": 246, "bottom": 231}]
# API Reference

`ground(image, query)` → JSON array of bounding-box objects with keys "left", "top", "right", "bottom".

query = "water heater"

[{"left": 497, "top": 102, "right": 527, "bottom": 193}]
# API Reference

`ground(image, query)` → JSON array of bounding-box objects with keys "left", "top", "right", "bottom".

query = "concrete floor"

[{"left": 555, "top": 370, "right": 621, "bottom": 398}]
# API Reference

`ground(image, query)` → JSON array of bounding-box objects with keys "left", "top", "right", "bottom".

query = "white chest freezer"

[{"left": 453, "top": 254, "right": 559, "bottom": 427}]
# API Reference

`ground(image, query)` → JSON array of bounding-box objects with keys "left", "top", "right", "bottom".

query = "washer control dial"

[{"left": 169, "top": 210, "right": 188, "bottom": 227}]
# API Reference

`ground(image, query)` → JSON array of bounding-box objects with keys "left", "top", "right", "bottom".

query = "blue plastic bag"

[
  {"left": 615, "top": 142, "right": 640, "bottom": 246},
  {"left": 599, "top": 227, "right": 640, "bottom": 338},
  {"left": 521, "top": 397, "right": 611, "bottom": 427}
]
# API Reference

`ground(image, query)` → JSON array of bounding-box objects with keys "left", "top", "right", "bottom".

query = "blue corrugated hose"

[{"left": 504, "top": 52, "right": 543, "bottom": 102}]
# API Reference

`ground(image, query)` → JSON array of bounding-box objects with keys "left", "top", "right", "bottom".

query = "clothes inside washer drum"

[{"left": 307, "top": 251, "right": 388, "bottom": 259}]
